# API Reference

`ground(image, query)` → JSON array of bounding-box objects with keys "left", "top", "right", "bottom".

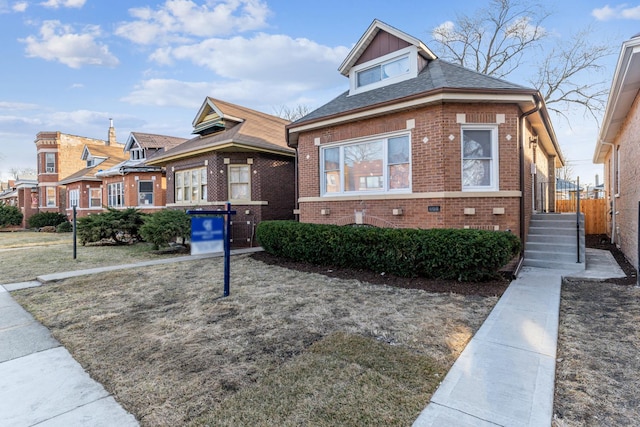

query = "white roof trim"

[
  {"left": 594, "top": 36, "right": 640, "bottom": 163},
  {"left": 338, "top": 19, "right": 436, "bottom": 77}
]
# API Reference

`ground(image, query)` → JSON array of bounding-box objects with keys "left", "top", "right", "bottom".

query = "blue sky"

[{"left": 1, "top": 0, "right": 639, "bottom": 185}]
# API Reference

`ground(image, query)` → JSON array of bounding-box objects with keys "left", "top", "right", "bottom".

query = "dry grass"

[
  {"left": 0, "top": 231, "right": 71, "bottom": 248},
  {"left": 0, "top": 232, "right": 182, "bottom": 284},
  {"left": 12, "top": 254, "right": 498, "bottom": 426},
  {"left": 553, "top": 279, "right": 640, "bottom": 426}
]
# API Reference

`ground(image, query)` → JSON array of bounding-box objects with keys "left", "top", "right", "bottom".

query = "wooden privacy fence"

[{"left": 556, "top": 198, "right": 607, "bottom": 235}]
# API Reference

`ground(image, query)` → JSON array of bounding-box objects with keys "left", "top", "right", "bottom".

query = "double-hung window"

[
  {"left": 138, "top": 181, "right": 154, "bottom": 205},
  {"left": 321, "top": 134, "right": 411, "bottom": 196},
  {"left": 46, "top": 187, "right": 56, "bottom": 207},
  {"left": 107, "top": 182, "right": 124, "bottom": 207},
  {"left": 45, "top": 153, "right": 56, "bottom": 173},
  {"left": 461, "top": 126, "right": 499, "bottom": 191},
  {"left": 68, "top": 189, "right": 79, "bottom": 207},
  {"left": 175, "top": 168, "right": 207, "bottom": 203},
  {"left": 229, "top": 165, "right": 250, "bottom": 201},
  {"left": 89, "top": 188, "right": 102, "bottom": 208}
]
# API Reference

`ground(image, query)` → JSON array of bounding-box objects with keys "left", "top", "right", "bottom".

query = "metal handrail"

[{"left": 576, "top": 177, "right": 581, "bottom": 263}]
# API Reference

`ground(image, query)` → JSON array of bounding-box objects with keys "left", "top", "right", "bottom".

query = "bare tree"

[
  {"left": 273, "top": 104, "right": 312, "bottom": 122},
  {"left": 431, "top": 0, "right": 615, "bottom": 121},
  {"left": 557, "top": 161, "right": 575, "bottom": 182},
  {"left": 10, "top": 167, "right": 36, "bottom": 179}
]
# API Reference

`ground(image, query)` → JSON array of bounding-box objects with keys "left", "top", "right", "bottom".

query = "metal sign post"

[
  {"left": 187, "top": 203, "right": 236, "bottom": 297},
  {"left": 73, "top": 204, "right": 77, "bottom": 260}
]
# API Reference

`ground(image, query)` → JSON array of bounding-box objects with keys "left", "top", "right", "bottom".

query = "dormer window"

[
  {"left": 357, "top": 55, "right": 410, "bottom": 88},
  {"left": 349, "top": 46, "right": 419, "bottom": 95},
  {"left": 130, "top": 148, "right": 146, "bottom": 161}
]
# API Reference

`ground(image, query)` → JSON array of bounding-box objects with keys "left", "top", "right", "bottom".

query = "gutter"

[
  {"left": 600, "top": 141, "right": 616, "bottom": 244},
  {"left": 518, "top": 96, "right": 543, "bottom": 264}
]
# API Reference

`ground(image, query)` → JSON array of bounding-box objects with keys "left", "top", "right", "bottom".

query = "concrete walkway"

[
  {"left": 413, "top": 248, "right": 626, "bottom": 427},
  {"left": 0, "top": 247, "right": 259, "bottom": 426}
]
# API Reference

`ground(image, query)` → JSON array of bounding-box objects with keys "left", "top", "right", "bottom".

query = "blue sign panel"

[{"left": 190, "top": 217, "right": 224, "bottom": 255}]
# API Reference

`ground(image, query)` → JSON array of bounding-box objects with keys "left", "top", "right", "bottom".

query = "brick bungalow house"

[
  {"left": 286, "top": 19, "right": 563, "bottom": 243},
  {"left": 32, "top": 121, "right": 124, "bottom": 223},
  {"left": 147, "top": 97, "right": 296, "bottom": 247},
  {"left": 593, "top": 33, "right": 640, "bottom": 267},
  {"left": 58, "top": 144, "right": 128, "bottom": 217},
  {"left": 95, "top": 132, "right": 187, "bottom": 214}
]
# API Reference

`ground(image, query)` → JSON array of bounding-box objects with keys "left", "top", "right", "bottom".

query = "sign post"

[
  {"left": 72, "top": 204, "right": 77, "bottom": 260},
  {"left": 187, "top": 203, "right": 236, "bottom": 297}
]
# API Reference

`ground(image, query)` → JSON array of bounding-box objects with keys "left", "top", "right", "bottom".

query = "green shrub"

[
  {"left": 256, "top": 221, "right": 521, "bottom": 282},
  {"left": 140, "top": 209, "right": 191, "bottom": 249},
  {"left": 0, "top": 204, "right": 23, "bottom": 227},
  {"left": 28, "top": 212, "right": 68, "bottom": 229},
  {"left": 56, "top": 221, "right": 73, "bottom": 233},
  {"left": 76, "top": 208, "right": 146, "bottom": 245}
]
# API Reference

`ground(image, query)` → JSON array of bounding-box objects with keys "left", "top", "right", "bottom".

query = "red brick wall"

[
  {"left": 604, "top": 92, "right": 640, "bottom": 267},
  {"left": 296, "top": 102, "right": 527, "bottom": 237}
]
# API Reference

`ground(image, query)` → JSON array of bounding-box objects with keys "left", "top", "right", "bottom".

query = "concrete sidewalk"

[
  {"left": 413, "top": 248, "right": 626, "bottom": 427},
  {"left": 0, "top": 247, "right": 260, "bottom": 426}
]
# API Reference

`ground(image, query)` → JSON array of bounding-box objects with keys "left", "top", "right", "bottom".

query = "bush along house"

[
  {"left": 286, "top": 19, "right": 564, "bottom": 248},
  {"left": 146, "top": 97, "right": 296, "bottom": 247},
  {"left": 95, "top": 131, "right": 187, "bottom": 214}
]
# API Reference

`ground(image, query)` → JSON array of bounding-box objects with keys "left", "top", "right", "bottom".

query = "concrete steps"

[{"left": 523, "top": 213, "right": 585, "bottom": 270}]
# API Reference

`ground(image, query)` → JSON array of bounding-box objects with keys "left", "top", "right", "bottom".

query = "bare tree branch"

[
  {"left": 272, "top": 104, "right": 312, "bottom": 122},
  {"left": 430, "top": 0, "right": 614, "bottom": 122}
]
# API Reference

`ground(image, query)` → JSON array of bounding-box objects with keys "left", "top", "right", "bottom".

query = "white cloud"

[
  {"left": 154, "top": 33, "right": 348, "bottom": 88},
  {"left": 13, "top": 1, "right": 28, "bottom": 12},
  {"left": 115, "top": 0, "right": 270, "bottom": 45},
  {"left": 592, "top": 4, "right": 640, "bottom": 20},
  {"left": 0, "top": 101, "right": 39, "bottom": 110},
  {"left": 432, "top": 21, "right": 455, "bottom": 42},
  {"left": 121, "top": 79, "right": 215, "bottom": 108},
  {"left": 21, "top": 20, "right": 119, "bottom": 68},
  {"left": 40, "top": 0, "right": 85, "bottom": 9}
]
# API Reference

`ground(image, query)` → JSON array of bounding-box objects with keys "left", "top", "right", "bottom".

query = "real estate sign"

[{"left": 190, "top": 216, "right": 224, "bottom": 255}]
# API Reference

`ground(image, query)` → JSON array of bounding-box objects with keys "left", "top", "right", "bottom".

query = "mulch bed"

[
  {"left": 585, "top": 234, "right": 638, "bottom": 286},
  {"left": 250, "top": 252, "right": 512, "bottom": 297},
  {"left": 251, "top": 235, "right": 639, "bottom": 296}
]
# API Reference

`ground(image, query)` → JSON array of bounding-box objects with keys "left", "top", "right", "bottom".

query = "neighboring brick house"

[
  {"left": 287, "top": 19, "right": 563, "bottom": 243},
  {"left": 58, "top": 144, "right": 128, "bottom": 217},
  {"left": 593, "top": 34, "right": 640, "bottom": 267},
  {"left": 33, "top": 121, "right": 123, "bottom": 221},
  {"left": 95, "top": 132, "right": 187, "bottom": 214},
  {"left": 147, "top": 97, "right": 296, "bottom": 247}
]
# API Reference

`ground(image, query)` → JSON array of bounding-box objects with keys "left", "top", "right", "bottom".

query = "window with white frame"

[
  {"left": 349, "top": 46, "right": 418, "bottom": 95},
  {"left": 130, "top": 148, "right": 146, "bottom": 161},
  {"left": 68, "top": 189, "right": 79, "bottom": 207},
  {"left": 175, "top": 167, "right": 207, "bottom": 203},
  {"left": 46, "top": 187, "right": 56, "bottom": 207},
  {"left": 45, "top": 153, "right": 56, "bottom": 173},
  {"left": 107, "top": 182, "right": 124, "bottom": 207},
  {"left": 461, "top": 126, "right": 499, "bottom": 191},
  {"left": 229, "top": 165, "right": 250, "bottom": 201},
  {"left": 138, "top": 181, "right": 154, "bottom": 205},
  {"left": 89, "top": 188, "right": 102, "bottom": 208},
  {"left": 321, "top": 134, "right": 411, "bottom": 196}
]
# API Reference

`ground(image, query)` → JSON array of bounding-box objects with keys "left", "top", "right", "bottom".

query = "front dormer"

[
  {"left": 81, "top": 145, "right": 106, "bottom": 168},
  {"left": 339, "top": 19, "right": 437, "bottom": 96},
  {"left": 192, "top": 97, "right": 244, "bottom": 136}
]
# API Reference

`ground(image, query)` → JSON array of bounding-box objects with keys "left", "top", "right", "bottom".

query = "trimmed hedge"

[
  {"left": 28, "top": 212, "right": 68, "bottom": 229},
  {"left": 0, "top": 205, "right": 23, "bottom": 227},
  {"left": 140, "top": 209, "right": 191, "bottom": 249},
  {"left": 77, "top": 208, "right": 146, "bottom": 245},
  {"left": 256, "top": 221, "right": 521, "bottom": 282}
]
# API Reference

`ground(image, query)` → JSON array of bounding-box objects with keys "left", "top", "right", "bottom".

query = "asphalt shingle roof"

[{"left": 294, "top": 59, "right": 531, "bottom": 125}]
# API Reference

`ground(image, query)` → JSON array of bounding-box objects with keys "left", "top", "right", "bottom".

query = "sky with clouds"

[{"left": 0, "top": 0, "right": 639, "bottom": 185}]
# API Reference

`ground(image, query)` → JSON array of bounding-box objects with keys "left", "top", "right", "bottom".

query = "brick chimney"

[{"left": 107, "top": 118, "right": 116, "bottom": 146}]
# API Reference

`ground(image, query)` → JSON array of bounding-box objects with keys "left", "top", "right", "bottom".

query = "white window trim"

[
  {"left": 68, "top": 189, "right": 79, "bottom": 207},
  {"left": 461, "top": 124, "right": 499, "bottom": 192},
  {"left": 320, "top": 131, "right": 412, "bottom": 197},
  {"left": 174, "top": 167, "right": 207, "bottom": 204},
  {"left": 45, "top": 187, "right": 56, "bottom": 207},
  {"left": 228, "top": 164, "right": 251, "bottom": 202},
  {"left": 138, "top": 181, "right": 154, "bottom": 206},
  {"left": 349, "top": 46, "right": 418, "bottom": 96},
  {"left": 89, "top": 188, "right": 102, "bottom": 208},
  {"left": 45, "top": 153, "right": 56, "bottom": 173},
  {"left": 107, "top": 182, "right": 124, "bottom": 208}
]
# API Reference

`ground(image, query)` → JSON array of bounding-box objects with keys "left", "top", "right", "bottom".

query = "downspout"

[
  {"left": 601, "top": 141, "right": 616, "bottom": 244},
  {"left": 518, "top": 97, "right": 543, "bottom": 272}
]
